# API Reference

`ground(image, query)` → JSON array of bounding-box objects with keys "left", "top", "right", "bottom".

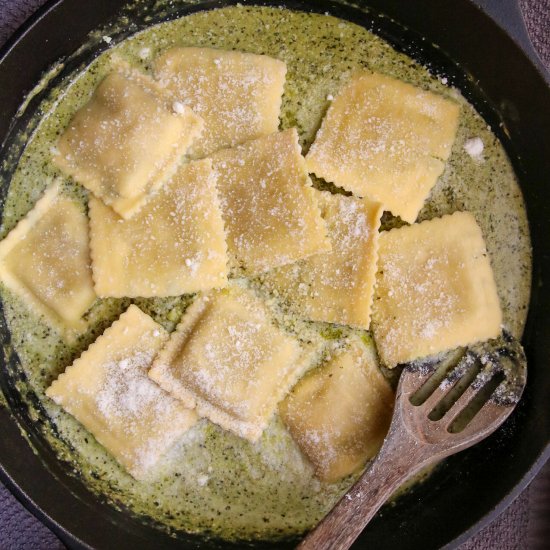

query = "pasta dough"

[
  {"left": 372, "top": 211, "right": 503, "bottom": 367},
  {"left": 210, "top": 129, "right": 330, "bottom": 275},
  {"left": 54, "top": 68, "right": 203, "bottom": 219},
  {"left": 89, "top": 158, "right": 228, "bottom": 297},
  {"left": 261, "top": 190, "right": 382, "bottom": 329},
  {"left": 306, "top": 71, "right": 460, "bottom": 223},
  {"left": 46, "top": 305, "right": 198, "bottom": 480},
  {"left": 149, "top": 286, "right": 314, "bottom": 442},
  {"left": 279, "top": 336, "right": 394, "bottom": 482},
  {"left": 153, "top": 46, "right": 286, "bottom": 157},
  {"left": 0, "top": 182, "right": 95, "bottom": 333}
]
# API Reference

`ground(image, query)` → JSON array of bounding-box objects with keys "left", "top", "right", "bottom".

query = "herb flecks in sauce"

[{"left": 0, "top": 5, "right": 531, "bottom": 541}]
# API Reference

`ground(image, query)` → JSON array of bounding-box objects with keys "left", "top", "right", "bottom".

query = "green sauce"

[{"left": 0, "top": 5, "right": 531, "bottom": 541}]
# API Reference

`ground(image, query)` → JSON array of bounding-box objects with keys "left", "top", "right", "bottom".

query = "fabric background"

[{"left": 0, "top": 0, "right": 548, "bottom": 548}]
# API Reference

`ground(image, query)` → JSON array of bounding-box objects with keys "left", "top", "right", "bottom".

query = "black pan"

[{"left": 0, "top": 1, "right": 549, "bottom": 548}]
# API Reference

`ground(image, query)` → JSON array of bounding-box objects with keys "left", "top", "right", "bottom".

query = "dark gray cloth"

[
  {"left": 0, "top": 0, "right": 47, "bottom": 46},
  {"left": 520, "top": 0, "right": 550, "bottom": 67},
  {"left": 0, "top": 1, "right": 548, "bottom": 548},
  {"left": 0, "top": 483, "right": 63, "bottom": 550}
]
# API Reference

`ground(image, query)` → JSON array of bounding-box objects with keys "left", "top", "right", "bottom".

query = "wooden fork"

[{"left": 298, "top": 332, "right": 527, "bottom": 550}]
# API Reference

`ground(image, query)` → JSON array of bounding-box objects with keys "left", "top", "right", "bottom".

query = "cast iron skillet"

[{"left": 0, "top": 1, "right": 549, "bottom": 548}]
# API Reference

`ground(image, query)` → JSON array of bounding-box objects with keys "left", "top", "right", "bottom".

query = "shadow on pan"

[{"left": 0, "top": 1, "right": 549, "bottom": 549}]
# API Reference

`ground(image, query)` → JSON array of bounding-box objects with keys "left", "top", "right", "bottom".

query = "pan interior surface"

[{"left": 0, "top": 1, "right": 547, "bottom": 549}]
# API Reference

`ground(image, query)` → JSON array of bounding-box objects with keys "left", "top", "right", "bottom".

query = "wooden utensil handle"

[{"left": 298, "top": 426, "right": 429, "bottom": 550}]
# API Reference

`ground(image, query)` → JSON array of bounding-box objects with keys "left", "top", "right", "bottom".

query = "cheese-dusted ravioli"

[
  {"left": 262, "top": 191, "right": 382, "bottom": 329},
  {"left": 372, "top": 212, "right": 502, "bottom": 367},
  {"left": 279, "top": 336, "right": 394, "bottom": 482},
  {"left": 89, "top": 159, "right": 228, "bottom": 298},
  {"left": 0, "top": 182, "right": 95, "bottom": 334},
  {"left": 306, "top": 72, "right": 460, "bottom": 223},
  {"left": 53, "top": 67, "right": 203, "bottom": 219},
  {"left": 46, "top": 305, "right": 198, "bottom": 480},
  {"left": 149, "top": 286, "right": 315, "bottom": 442},
  {"left": 210, "top": 129, "right": 330, "bottom": 275},
  {"left": 153, "top": 47, "right": 286, "bottom": 157}
]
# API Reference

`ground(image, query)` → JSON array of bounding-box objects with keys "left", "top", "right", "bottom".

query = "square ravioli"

[
  {"left": 0, "top": 183, "right": 95, "bottom": 333},
  {"left": 149, "top": 286, "right": 313, "bottom": 442},
  {"left": 371, "top": 211, "right": 502, "bottom": 367},
  {"left": 279, "top": 337, "right": 394, "bottom": 482},
  {"left": 46, "top": 305, "right": 198, "bottom": 480},
  {"left": 210, "top": 129, "right": 330, "bottom": 275},
  {"left": 153, "top": 47, "right": 286, "bottom": 158},
  {"left": 53, "top": 67, "right": 203, "bottom": 219},
  {"left": 306, "top": 71, "right": 460, "bottom": 223},
  {"left": 89, "top": 158, "right": 228, "bottom": 298},
  {"left": 262, "top": 190, "right": 382, "bottom": 329}
]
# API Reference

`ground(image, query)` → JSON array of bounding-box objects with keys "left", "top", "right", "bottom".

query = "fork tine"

[
  {"left": 421, "top": 350, "right": 480, "bottom": 414},
  {"left": 421, "top": 380, "right": 452, "bottom": 413},
  {"left": 451, "top": 401, "right": 513, "bottom": 442},
  {"left": 444, "top": 333, "right": 527, "bottom": 433},
  {"left": 399, "top": 368, "right": 432, "bottom": 397},
  {"left": 441, "top": 364, "right": 501, "bottom": 429},
  {"left": 405, "top": 348, "right": 466, "bottom": 405},
  {"left": 439, "top": 382, "right": 478, "bottom": 429}
]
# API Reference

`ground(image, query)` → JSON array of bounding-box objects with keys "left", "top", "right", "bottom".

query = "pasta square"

[
  {"left": 54, "top": 68, "right": 203, "bottom": 219},
  {"left": 89, "top": 158, "right": 228, "bottom": 298},
  {"left": 46, "top": 305, "right": 198, "bottom": 480},
  {"left": 371, "top": 212, "right": 503, "bottom": 367},
  {"left": 306, "top": 71, "right": 460, "bottom": 223},
  {"left": 279, "top": 336, "right": 394, "bottom": 482},
  {"left": 262, "top": 190, "right": 382, "bottom": 329},
  {"left": 210, "top": 129, "right": 330, "bottom": 275},
  {"left": 149, "top": 286, "right": 314, "bottom": 442},
  {"left": 153, "top": 47, "right": 286, "bottom": 157},
  {"left": 0, "top": 183, "right": 95, "bottom": 333}
]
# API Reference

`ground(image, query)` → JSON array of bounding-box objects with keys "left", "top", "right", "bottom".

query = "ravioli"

[
  {"left": 46, "top": 305, "right": 198, "bottom": 480},
  {"left": 279, "top": 336, "right": 394, "bottom": 482},
  {"left": 149, "top": 286, "right": 315, "bottom": 442},
  {"left": 53, "top": 67, "right": 204, "bottom": 219},
  {"left": 153, "top": 46, "right": 286, "bottom": 157},
  {"left": 89, "top": 158, "right": 228, "bottom": 298},
  {"left": 0, "top": 182, "right": 95, "bottom": 333},
  {"left": 262, "top": 190, "right": 382, "bottom": 329},
  {"left": 210, "top": 129, "right": 330, "bottom": 275},
  {"left": 371, "top": 211, "right": 502, "bottom": 367},
  {"left": 306, "top": 71, "right": 460, "bottom": 223}
]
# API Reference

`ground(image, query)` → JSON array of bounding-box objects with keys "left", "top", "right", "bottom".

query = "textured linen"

[{"left": 0, "top": 0, "right": 548, "bottom": 548}]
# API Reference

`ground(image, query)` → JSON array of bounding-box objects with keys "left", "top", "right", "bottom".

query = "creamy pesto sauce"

[{"left": 0, "top": 5, "right": 531, "bottom": 541}]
